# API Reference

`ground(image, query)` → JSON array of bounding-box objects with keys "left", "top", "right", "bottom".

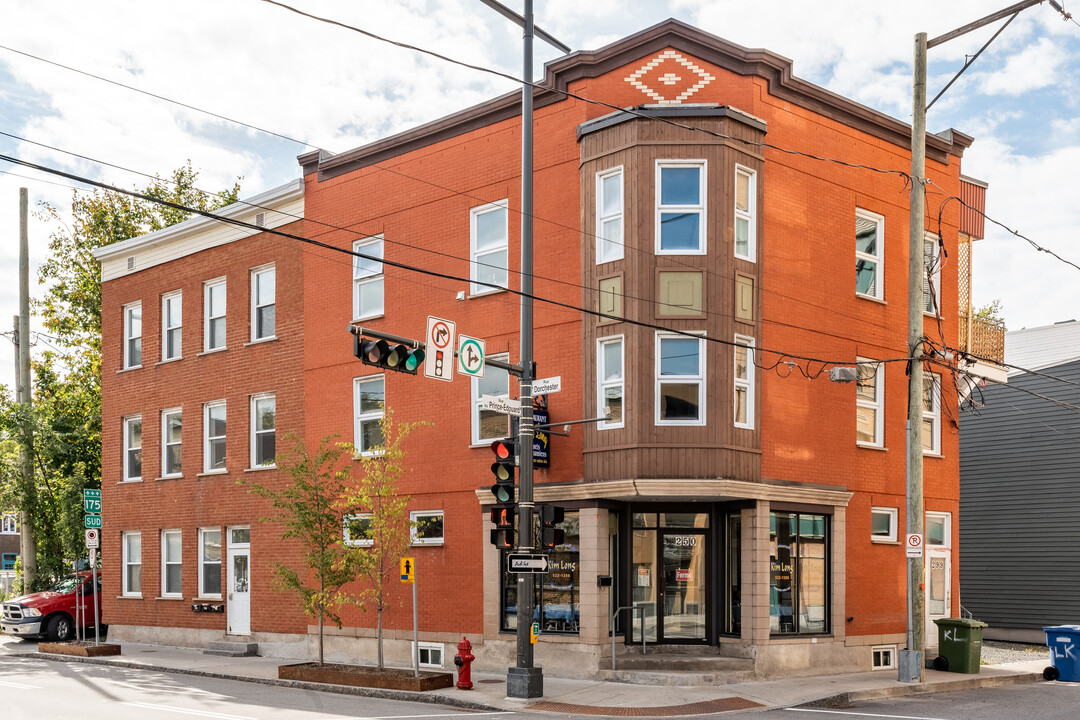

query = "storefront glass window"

[
  {"left": 500, "top": 510, "right": 580, "bottom": 634},
  {"left": 770, "top": 512, "right": 828, "bottom": 635}
]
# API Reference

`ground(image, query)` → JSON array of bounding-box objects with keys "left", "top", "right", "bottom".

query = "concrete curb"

[
  {"left": 23, "top": 652, "right": 505, "bottom": 713},
  {"left": 798, "top": 671, "right": 1045, "bottom": 708}
]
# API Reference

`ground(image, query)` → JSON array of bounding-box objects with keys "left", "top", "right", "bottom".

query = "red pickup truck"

[{"left": 1, "top": 572, "right": 103, "bottom": 641}]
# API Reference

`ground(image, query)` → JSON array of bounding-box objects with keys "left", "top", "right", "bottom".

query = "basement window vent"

[
  {"left": 413, "top": 642, "right": 444, "bottom": 668},
  {"left": 872, "top": 644, "right": 896, "bottom": 670},
  {"left": 255, "top": 212, "right": 265, "bottom": 228},
  {"left": 127, "top": 257, "right": 136, "bottom": 271}
]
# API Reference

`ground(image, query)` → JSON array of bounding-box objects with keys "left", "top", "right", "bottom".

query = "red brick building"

[{"left": 96, "top": 20, "right": 984, "bottom": 679}]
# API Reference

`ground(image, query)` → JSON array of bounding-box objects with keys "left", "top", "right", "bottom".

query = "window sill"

[
  {"left": 352, "top": 452, "right": 386, "bottom": 460},
  {"left": 118, "top": 594, "right": 143, "bottom": 600},
  {"left": 193, "top": 596, "right": 222, "bottom": 602},
  {"left": 244, "top": 465, "right": 276, "bottom": 472},
  {"left": 734, "top": 253, "right": 757, "bottom": 264},
  {"left": 244, "top": 336, "right": 277, "bottom": 347},
  {"left": 871, "top": 539, "right": 900, "bottom": 545},
  {"left": 197, "top": 347, "right": 228, "bottom": 357},
  {"left": 117, "top": 365, "right": 143, "bottom": 374},
  {"left": 411, "top": 541, "right": 445, "bottom": 547},
  {"left": 155, "top": 357, "right": 183, "bottom": 366},
  {"left": 353, "top": 313, "right": 384, "bottom": 323},
  {"left": 156, "top": 595, "right": 185, "bottom": 601},
  {"left": 155, "top": 475, "right": 184, "bottom": 482},
  {"left": 468, "top": 287, "right": 508, "bottom": 299},
  {"left": 197, "top": 470, "right": 228, "bottom": 478},
  {"left": 923, "top": 451, "right": 944, "bottom": 459},
  {"left": 856, "top": 293, "right": 887, "bottom": 306},
  {"left": 857, "top": 443, "right": 887, "bottom": 452},
  {"left": 118, "top": 478, "right": 143, "bottom": 484},
  {"left": 655, "top": 421, "right": 706, "bottom": 428},
  {"left": 734, "top": 423, "right": 754, "bottom": 431}
]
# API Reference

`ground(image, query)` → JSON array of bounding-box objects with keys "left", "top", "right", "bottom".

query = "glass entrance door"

[{"left": 660, "top": 531, "right": 707, "bottom": 642}]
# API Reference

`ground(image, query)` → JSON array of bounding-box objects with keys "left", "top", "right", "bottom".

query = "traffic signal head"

[
  {"left": 490, "top": 506, "right": 515, "bottom": 529},
  {"left": 490, "top": 528, "right": 514, "bottom": 549},
  {"left": 540, "top": 504, "right": 566, "bottom": 550},
  {"left": 489, "top": 439, "right": 517, "bottom": 503},
  {"left": 539, "top": 504, "right": 565, "bottom": 526},
  {"left": 354, "top": 335, "right": 425, "bottom": 374}
]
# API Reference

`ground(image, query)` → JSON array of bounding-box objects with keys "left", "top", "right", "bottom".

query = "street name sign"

[
  {"left": 424, "top": 316, "right": 456, "bottom": 382},
  {"left": 532, "top": 376, "right": 561, "bottom": 395},
  {"left": 507, "top": 554, "right": 549, "bottom": 573},
  {"left": 457, "top": 335, "right": 486, "bottom": 378},
  {"left": 480, "top": 395, "right": 522, "bottom": 417}
]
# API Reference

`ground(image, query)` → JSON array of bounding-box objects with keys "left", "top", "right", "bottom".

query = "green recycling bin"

[{"left": 932, "top": 617, "right": 988, "bottom": 673}]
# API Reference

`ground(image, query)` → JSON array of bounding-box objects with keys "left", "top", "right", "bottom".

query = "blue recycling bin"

[{"left": 1043, "top": 625, "right": 1080, "bottom": 681}]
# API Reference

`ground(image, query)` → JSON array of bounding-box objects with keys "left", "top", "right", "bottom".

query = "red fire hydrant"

[{"left": 454, "top": 637, "right": 474, "bottom": 690}]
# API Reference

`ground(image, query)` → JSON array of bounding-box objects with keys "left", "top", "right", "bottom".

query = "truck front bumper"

[{"left": 1, "top": 619, "right": 43, "bottom": 637}]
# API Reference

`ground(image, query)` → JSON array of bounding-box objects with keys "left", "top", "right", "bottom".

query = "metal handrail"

[{"left": 610, "top": 605, "right": 647, "bottom": 670}]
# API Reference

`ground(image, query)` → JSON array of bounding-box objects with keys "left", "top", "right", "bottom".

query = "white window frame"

[
  {"left": 414, "top": 641, "right": 445, "bottom": 668},
  {"left": 872, "top": 644, "right": 897, "bottom": 670},
  {"left": 596, "top": 167, "right": 624, "bottom": 263},
  {"left": 871, "top": 507, "right": 898, "bottom": 543},
  {"left": 250, "top": 393, "right": 276, "bottom": 468},
  {"left": 923, "top": 234, "right": 941, "bottom": 316},
  {"left": 353, "top": 376, "right": 385, "bottom": 457},
  {"left": 597, "top": 335, "right": 625, "bottom": 430},
  {"left": 122, "top": 531, "right": 142, "bottom": 597},
  {"left": 250, "top": 264, "right": 276, "bottom": 342},
  {"left": 353, "top": 236, "right": 384, "bottom": 321},
  {"left": 855, "top": 209, "right": 884, "bottom": 300},
  {"left": 655, "top": 332, "right": 706, "bottom": 426},
  {"left": 203, "top": 400, "right": 227, "bottom": 474},
  {"left": 161, "top": 291, "right": 182, "bottom": 361},
  {"left": 472, "top": 353, "right": 511, "bottom": 444},
  {"left": 734, "top": 165, "right": 756, "bottom": 261},
  {"left": 123, "top": 301, "right": 142, "bottom": 369},
  {"left": 343, "top": 513, "right": 374, "bottom": 547},
  {"left": 161, "top": 408, "right": 182, "bottom": 478},
  {"left": 410, "top": 510, "right": 445, "bottom": 546},
  {"left": 198, "top": 527, "right": 222, "bottom": 599},
  {"left": 123, "top": 415, "right": 142, "bottom": 482},
  {"left": 655, "top": 160, "right": 706, "bottom": 255},
  {"left": 1, "top": 514, "right": 18, "bottom": 534},
  {"left": 923, "top": 373, "right": 941, "bottom": 455},
  {"left": 734, "top": 335, "right": 755, "bottom": 429},
  {"left": 203, "top": 277, "right": 227, "bottom": 352},
  {"left": 856, "top": 358, "right": 884, "bottom": 448},
  {"left": 161, "top": 529, "right": 182, "bottom": 598},
  {"left": 469, "top": 200, "right": 509, "bottom": 295}
]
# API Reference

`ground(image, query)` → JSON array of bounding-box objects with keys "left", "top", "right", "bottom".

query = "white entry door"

[
  {"left": 924, "top": 513, "right": 951, "bottom": 644},
  {"left": 227, "top": 527, "right": 251, "bottom": 635}
]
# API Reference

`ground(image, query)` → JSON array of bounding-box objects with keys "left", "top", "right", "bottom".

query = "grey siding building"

[{"left": 960, "top": 347, "right": 1080, "bottom": 642}]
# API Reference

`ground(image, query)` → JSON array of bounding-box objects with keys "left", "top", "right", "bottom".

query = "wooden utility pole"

[{"left": 17, "top": 188, "right": 37, "bottom": 589}]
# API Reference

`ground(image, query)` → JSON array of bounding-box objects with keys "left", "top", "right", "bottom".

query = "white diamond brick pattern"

[{"left": 625, "top": 50, "right": 716, "bottom": 104}]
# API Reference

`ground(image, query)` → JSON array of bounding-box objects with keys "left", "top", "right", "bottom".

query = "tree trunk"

[
  {"left": 377, "top": 605, "right": 384, "bottom": 670},
  {"left": 318, "top": 607, "right": 324, "bottom": 665}
]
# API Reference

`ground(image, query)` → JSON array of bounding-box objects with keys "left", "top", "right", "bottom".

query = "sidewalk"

[{"left": 2, "top": 639, "right": 1048, "bottom": 715}]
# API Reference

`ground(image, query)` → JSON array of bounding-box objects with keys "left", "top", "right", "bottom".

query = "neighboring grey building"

[{"left": 959, "top": 322, "right": 1080, "bottom": 642}]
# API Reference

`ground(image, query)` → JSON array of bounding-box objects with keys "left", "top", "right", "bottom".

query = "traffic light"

[
  {"left": 353, "top": 334, "right": 425, "bottom": 374},
  {"left": 489, "top": 505, "right": 515, "bottom": 549},
  {"left": 489, "top": 439, "right": 516, "bottom": 504},
  {"left": 540, "top": 504, "right": 565, "bottom": 550}
]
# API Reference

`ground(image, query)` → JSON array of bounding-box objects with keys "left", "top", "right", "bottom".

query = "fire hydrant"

[{"left": 453, "top": 636, "right": 474, "bottom": 690}]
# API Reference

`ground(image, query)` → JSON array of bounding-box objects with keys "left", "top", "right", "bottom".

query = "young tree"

[
  {"left": 973, "top": 299, "right": 1006, "bottom": 327},
  {"left": 243, "top": 436, "right": 360, "bottom": 666},
  {"left": 341, "top": 408, "right": 429, "bottom": 670}
]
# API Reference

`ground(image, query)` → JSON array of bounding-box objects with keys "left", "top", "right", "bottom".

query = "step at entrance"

[
  {"left": 203, "top": 641, "right": 258, "bottom": 657},
  {"left": 600, "top": 652, "right": 755, "bottom": 686}
]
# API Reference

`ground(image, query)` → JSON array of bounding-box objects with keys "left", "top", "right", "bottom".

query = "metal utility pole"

[
  {"left": 901, "top": 0, "right": 1049, "bottom": 683},
  {"left": 17, "top": 188, "right": 37, "bottom": 590}
]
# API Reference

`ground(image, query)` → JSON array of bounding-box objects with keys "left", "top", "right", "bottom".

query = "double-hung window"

[
  {"left": 251, "top": 393, "right": 276, "bottom": 467},
  {"left": 343, "top": 514, "right": 374, "bottom": 547},
  {"left": 251, "top": 264, "right": 275, "bottom": 341},
  {"left": 198, "top": 528, "right": 221, "bottom": 597},
  {"left": 204, "top": 401, "right": 226, "bottom": 473},
  {"left": 1, "top": 514, "right": 18, "bottom": 534},
  {"left": 123, "top": 531, "right": 142, "bottom": 596},
  {"left": 655, "top": 333, "right": 705, "bottom": 425},
  {"left": 856, "top": 359, "right": 884, "bottom": 447},
  {"left": 922, "top": 373, "right": 941, "bottom": 454},
  {"left": 204, "top": 278, "right": 227, "bottom": 351},
  {"left": 123, "top": 416, "right": 142, "bottom": 481},
  {"left": 161, "top": 530, "right": 182, "bottom": 597},
  {"left": 596, "top": 168, "right": 624, "bottom": 263},
  {"left": 353, "top": 236, "right": 384, "bottom": 320},
  {"left": 162, "top": 408, "right": 182, "bottom": 477},
  {"left": 734, "top": 165, "right": 756, "bottom": 261},
  {"left": 734, "top": 335, "right": 755, "bottom": 429},
  {"left": 656, "top": 161, "right": 706, "bottom": 254},
  {"left": 470, "top": 201, "right": 509, "bottom": 295},
  {"left": 123, "top": 302, "right": 142, "bottom": 368},
  {"left": 923, "top": 235, "right": 941, "bottom": 315},
  {"left": 472, "top": 353, "right": 510, "bottom": 443},
  {"left": 597, "top": 336, "right": 624, "bottom": 429},
  {"left": 855, "top": 210, "right": 884, "bottom": 300},
  {"left": 162, "top": 291, "right": 182, "bottom": 361},
  {"left": 354, "top": 376, "right": 385, "bottom": 456},
  {"left": 411, "top": 510, "right": 445, "bottom": 546}
]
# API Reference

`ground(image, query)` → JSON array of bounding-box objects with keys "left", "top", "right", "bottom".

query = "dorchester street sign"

[{"left": 507, "top": 554, "right": 549, "bottom": 573}]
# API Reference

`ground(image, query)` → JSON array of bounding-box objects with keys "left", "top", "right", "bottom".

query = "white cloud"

[{"left": 972, "top": 37, "right": 1068, "bottom": 95}]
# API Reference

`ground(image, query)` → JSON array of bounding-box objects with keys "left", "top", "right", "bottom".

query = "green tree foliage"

[
  {"left": 243, "top": 436, "right": 360, "bottom": 666},
  {"left": 340, "top": 408, "right": 429, "bottom": 670},
  {"left": 0, "top": 163, "right": 238, "bottom": 590},
  {"left": 973, "top": 299, "right": 1006, "bottom": 327}
]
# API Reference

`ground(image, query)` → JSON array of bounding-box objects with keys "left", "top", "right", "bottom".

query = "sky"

[{"left": 1, "top": 0, "right": 1078, "bottom": 391}]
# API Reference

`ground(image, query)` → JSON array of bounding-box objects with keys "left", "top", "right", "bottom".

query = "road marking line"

[
  {"left": 785, "top": 709, "right": 950, "bottom": 720},
  {"left": 0, "top": 679, "right": 41, "bottom": 689},
  {"left": 122, "top": 702, "right": 254, "bottom": 719},
  {"left": 104, "top": 679, "right": 232, "bottom": 697}
]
